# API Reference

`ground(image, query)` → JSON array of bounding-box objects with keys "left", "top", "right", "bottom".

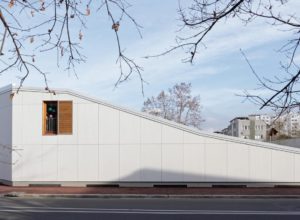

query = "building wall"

[
  {"left": 10, "top": 89, "right": 300, "bottom": 185},
  {"left": 0, "top": 88, "right": 12, "bottom": 182}
]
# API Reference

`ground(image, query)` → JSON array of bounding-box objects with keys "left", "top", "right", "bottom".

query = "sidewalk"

[{"left": 1, "top": 185, "right": 300, "bottom": 198}]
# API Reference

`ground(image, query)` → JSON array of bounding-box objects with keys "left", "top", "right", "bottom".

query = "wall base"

[{"left": 5, "top": 181, "right": 300, "bottom": 187}]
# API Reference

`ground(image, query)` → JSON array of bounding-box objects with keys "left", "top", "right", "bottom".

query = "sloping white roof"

[{"left": 2, "top": 84, "right": 300, "bottom": 154}]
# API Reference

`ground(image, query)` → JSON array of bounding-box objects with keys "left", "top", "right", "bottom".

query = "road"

[{"left": 0, "top": 197, "right": 300, "bottom": 219}]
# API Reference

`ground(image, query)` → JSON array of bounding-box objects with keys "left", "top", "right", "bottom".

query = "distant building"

[
  {"left": 222, "top": 115, "right": 268, "bottom": 141},
  {"left": 282, "top": 113, "right": 300, "bottom": 137}
]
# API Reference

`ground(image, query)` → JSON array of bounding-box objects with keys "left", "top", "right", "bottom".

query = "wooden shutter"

[{"left": 58, "top": 101, "right": 73, "bottom": 134}]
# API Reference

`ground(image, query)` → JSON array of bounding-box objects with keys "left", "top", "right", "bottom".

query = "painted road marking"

[{"left": 0, "top": 207, "right": 299, "bottom": 215}]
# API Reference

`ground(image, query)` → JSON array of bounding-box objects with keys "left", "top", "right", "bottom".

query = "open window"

[{"left": 43, "top": 101, "right": 73, "bottom": 135}]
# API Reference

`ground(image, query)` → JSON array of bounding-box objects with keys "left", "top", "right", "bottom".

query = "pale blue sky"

[{"left": 1, "top": 0, "right": 300, "bottom": 131}]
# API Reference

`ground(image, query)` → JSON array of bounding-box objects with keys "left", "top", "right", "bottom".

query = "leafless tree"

[
  {"left": 0, "top": 0, "right": 144, "bottom": 91},
  {"left": 142, "top": 82, "right": 204, "bottom": 129},
  {"left": 148, "top": 0, "right": 300, "bottom": 115}
]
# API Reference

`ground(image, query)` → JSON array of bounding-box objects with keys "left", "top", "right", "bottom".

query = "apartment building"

[{"left": 222, "top": 115, "right": 268, "bottom": 141}]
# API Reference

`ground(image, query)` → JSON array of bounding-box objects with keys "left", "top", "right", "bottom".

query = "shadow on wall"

[
  {"left": 111, "top": 168, "right": 265, "bottom": 184},
  {"left": 7, "top": 167, "right": 279, "bottom": 186}
]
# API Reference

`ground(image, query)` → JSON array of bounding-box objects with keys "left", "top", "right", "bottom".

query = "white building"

[
  {"left": 223, "top": 116, "right": 267, "bottom": 141},
  {"left": 1, "top": 85, "right": 300, "bottom": 186},
  {"left": 280, "top": 113, "right": 300, "bottom": 137}
]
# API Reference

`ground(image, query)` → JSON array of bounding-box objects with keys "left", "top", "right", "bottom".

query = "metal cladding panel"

[
  {"left": 99, "top": 145, "right": 119, "bottom": 181},
  {"left": 183, "top": 132, "right": 206, "bottom": 144},
  {"left": 12, "top": 105, "right": 23, "bottom": 146},
  {"left": 77, "top": 104, "right": 99, "bottom": 145},
  {"left": 0, "top": 91, "right": 13, "bottom": 108},
  {"left": 119, "top": 145, "right": 140, "bottom": 181},
  {"left": 22, "top": 105, "right": 42, "bottom": 145},
  {"left": 162, "top": 144, "right": 184, "bottom": 182},
  {"left": 21, "top": 145, "right": 43, "bottom": 181},
  {"left": 183, "top": 144, "right": 205, "bottom": 182},
  {"left": 78, "top": 145, "right": 98, "bottom": 181},
  {"left": 99, "top": 105, "right": 119, "bottom": 145},
  {"left": 227, "top": 144, "right": 249, "bottom": 182},
  {"left": 21, "top": 92, "right": 44, "bottom": 105},
  {"left": 0, "top": 105, "right": 12, "bottom": 146},
  {"left": 295, "top": 154, "right": 300, "bottom": 182},
  {"left": 271, "top": 150, "right": 294, "bottom": 182},
  {"left": 140, "top": 144, "right": 162, "bottom": 181},
  {"left": 205, "top": 143, "right": 228, "bottom": 182},
  {"left": 120, "top": 112, "right": 141, "bottom": 144},
  {"left": 0, "top": 148, "right": 12, "bottom": 181},
  {"left": 57, "top": 145, "right": 78, "bottom": 181},
  {"left": 41, "top": 145, "right": 58, "bottom": 181},
  {"left": 141, "top": 119, "right": 162, "bottom": 144},
  {"left": 249, "top": 146, "right": 272, "bottom": 182},
  {"left": 162, "top": 125, "right": 183, "bottom": 144}
]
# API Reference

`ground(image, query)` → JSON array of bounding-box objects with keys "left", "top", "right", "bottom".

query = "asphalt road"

[{"left": 1, "top": 197, "right": 300, "bottom": 219}]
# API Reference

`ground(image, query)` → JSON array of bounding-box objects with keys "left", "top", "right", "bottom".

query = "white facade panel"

[
  {"left": 227, "top": 144, "right": 249, "bottom": 182},
  {"left": 183, "top": 132, "right": 206, "bottom": 144},
  {"left": 22, "top": 105, "right": 42, "bottom": 145},
  {"left": 78, "top": 145, "right": 98, "bottom": 181},
  {"left": 42, "top": 145, "right": 58, "bottom": 181},
  {"left": 162, "top": 125, "right": 183, "bottom": 143},
  {"left": 21, "top": 146, "right": 43, "bottom": 181},
  {"left": 99, "top": 106, "right": 119, "bottom": 145},
  {"left": 162, "top": 144, "right": 184, "bottom": 181},
  {"left": 12, "top": 105, "right": 23, "bottom": 146},
  {"left": 0, "top": 92, "right": 11, "bottom": 108},
  {"left": 295, "top": 154, "right": 300, "bottom": 182},
  {"left": 249, "top": 147, "right": 272, "bottom": 182},
  {"left": 22, "top": 92, "right": 44, "bottom": 105},
  {"left": 58, "top": 145, "right": 78, "bottom": 181},
  {"left": 205, "top": 137, "right": 228, "bottom": 144},
  {"left": 77, "top": 104, "right": 99, "bottom": 145},
  {"left": 140, "top": 144, "right": 162, "bottom": 181},
  {"left": 99, "top": 145, "right": 119, "bottom": 181},
  {"left": 141, "top": 119, "right": 162, "bottom": 144},
  {"left": 0, "top": 106, "right": 12, "bottom": 146},
  {"left": 119, "top": 145, "right": 140, "bottom": 181},
  {"left": 271, "top": 150, "right": 294, "bottom": 182},
  {"left": 183, "top": 144, "right": 205, "bottom": 182},
  {"left": 120, "top": 112, "right": 141, "bottom": 144},
  {"left": 205, "top": 144, "right": 227, "bottom": 182},
  {"left": 0, "top": 146, "right": 12, "bottom": 181}
]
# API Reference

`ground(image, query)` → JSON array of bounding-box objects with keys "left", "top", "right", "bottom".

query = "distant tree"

[{"left": 142, "top": 82, "right": 204, "bottom": 129}]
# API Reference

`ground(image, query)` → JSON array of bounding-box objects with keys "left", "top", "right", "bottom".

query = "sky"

[{"left": 1, "top": 0, "right": 300, "bottom": 132}]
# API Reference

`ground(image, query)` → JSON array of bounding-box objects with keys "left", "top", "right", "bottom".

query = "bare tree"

[
  {"left": 148, "top": 0, "right": 300, "bottom": 115},
  {"left": 1, "top": 0, "right": 300, "bottom": 108},
  {"left": 0, "top": 0, "right": 144, "bottom": 91},
  {"left": 142, "top": 82, "right": 204, "bottom": 129}
]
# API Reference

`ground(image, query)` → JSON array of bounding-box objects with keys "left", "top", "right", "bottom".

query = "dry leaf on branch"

[
  {"left": 79, "top": 31, "right": 83, "bottom": 40},
  {"left": 86, "top": 6, "right": 91, "bottom": 16},
  {"left": 8, "top": 0, "right": 15, "bottom": 8},
  {"left": 112, "top": 22, "right": 120, "bottom": 31}
]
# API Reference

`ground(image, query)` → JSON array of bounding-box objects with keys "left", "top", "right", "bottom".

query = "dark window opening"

[{"left": 44, "top": 101, "right": 58, "bottom": 134}]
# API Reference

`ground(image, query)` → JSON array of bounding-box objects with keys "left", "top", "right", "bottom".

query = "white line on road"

[{"left": 0, "top": 207, "right": 300, "bottom": 215}]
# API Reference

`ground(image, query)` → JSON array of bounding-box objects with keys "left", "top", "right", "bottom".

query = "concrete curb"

[{"left": 2, "top": 193, "right": 300, "bottom": 199}]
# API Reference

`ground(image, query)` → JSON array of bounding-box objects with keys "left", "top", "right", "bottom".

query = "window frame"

[{"left": 42, "top": 100, "right": 73, "bottom": 136}]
